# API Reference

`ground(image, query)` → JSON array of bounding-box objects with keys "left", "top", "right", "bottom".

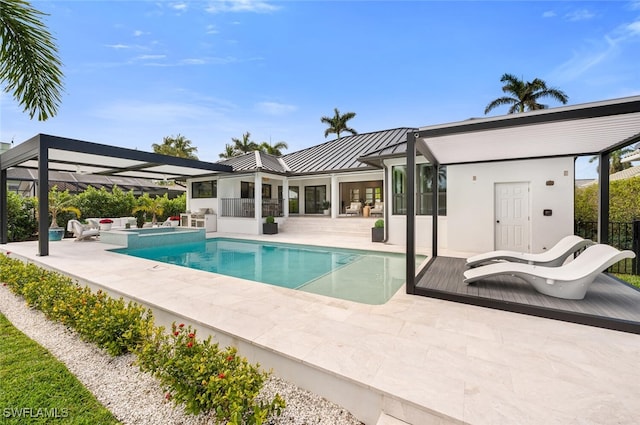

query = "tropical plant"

[
  {"left": 0, "top": 0, "right": 64, "bottom": 120},
  {"left": 321, "top": 108, "right": 357, "bottom": 139},
  {"left": 48, "top": 186, "right": 81, "bottom": 228},
  {"left": 6, "top": 191, "right": 37, "bottom": 241},
  {"left": 232, "top": 132, "right": 259, "bottom": 154},
  {"left": 588, "top": 147, "right": 635, "bottom": 174},
  {"left": 484, "top": 73, "right": 568, "bottom": 114},
  {"left": 259, "top": 140, "right": 288, "bottom": 156},
  {"left": 132, "top": 193, "right": 164, "bottom": 224},
  {"left": 152, "top": 134, "right": 198, "bottom": 159},
  {"left": 219, "top": 144, "right": 238, "bottom": 159}
]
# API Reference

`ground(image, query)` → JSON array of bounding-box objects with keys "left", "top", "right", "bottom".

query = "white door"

[{"left": 495, "top": 182, "right": 530, "bottom": 252}]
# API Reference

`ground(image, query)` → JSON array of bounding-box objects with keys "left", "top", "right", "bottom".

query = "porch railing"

[
  {"left": 220, "top": 198, "right": 283, "bottom": 218},
  {"left": 575, "top": 220, "right": 640, "bottom": 275}
]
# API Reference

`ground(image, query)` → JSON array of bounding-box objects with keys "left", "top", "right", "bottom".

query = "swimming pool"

[{"left": 112, "top": 238, "right": 425, "bottom": 305}]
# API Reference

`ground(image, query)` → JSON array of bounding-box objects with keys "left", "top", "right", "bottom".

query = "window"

[
  {"left": 392, "top": 165, "right": 407, "bottom": 214},
  {"left": 192, "top": 180, "right": 217, "bottom": 198},
  {"left": 417, "top": 165, "right": 447, "bottom": 216},
  {"left": 241, "top": 182, "right": 254, "bottom": 198},
  {"left": 392, "top": 165, "right": 447, "bottom": 215}
]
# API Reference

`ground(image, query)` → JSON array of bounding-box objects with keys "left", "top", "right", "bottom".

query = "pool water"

[{"left": 112, "top": 238, "right": 425, "bottom": 305}]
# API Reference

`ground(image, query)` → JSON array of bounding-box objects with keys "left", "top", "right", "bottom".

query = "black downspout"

[
  {"left": 37, "top": 142, "right": 49, "bottom": 256},
  {"left": 406, "top": 132, "right": 416, "bottom": 294},
  {"left": 598, "top": 152, "right": 610, "bottom": 245}
]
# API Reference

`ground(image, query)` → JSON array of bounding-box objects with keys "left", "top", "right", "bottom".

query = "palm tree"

[
  {"left": 0, "top": 0, "right": 64, "bottom": 120},
  {"left": 219, "top": 144, "right": 237, "bottom": 159},
  {"left": 232, "top": 132, "right": 259, "bottom": 154},
  {"left": 152, "top": 134, "right": 198, "bottom": 159},
  {"left": 321, "top": 108, "right": 357, "bottom": 139},
  {"left": 47, "top": 186, "right": 81, "bottom": 228},
  {"left": 589, "top": 146, "right": 635, "bottom": 174},
  {"left": 132, "top": 194, "right": 164, "bottom": 225},
  {"left": 484, "top": 73, "right": 568, "bottom": 115},
  {"left": 259, "top": 140, "right": 288, "bottom": 156}
]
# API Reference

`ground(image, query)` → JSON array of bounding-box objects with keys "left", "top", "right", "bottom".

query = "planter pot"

[
  {"left": 263, "top": 222, "right": 278, "bottom": 235},
  {"left": 323, "top": 209, "right": 330, "bottom": 216},
  {"left": 48, "top": 228, "right": 65, "bottom": 241},
  {"left": 363, "top": 205, "right": 371, "bottom": 217},
  {"left": 100, "top": 223, "right": 112, "bottom": 231},
  {"left": 371, "top": 227, "right": 384, "bottom": 242}
]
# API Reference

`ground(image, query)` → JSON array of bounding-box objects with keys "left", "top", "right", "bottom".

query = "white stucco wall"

[{"left": 447, "top": 157, "right": 575, "bottom": 254}]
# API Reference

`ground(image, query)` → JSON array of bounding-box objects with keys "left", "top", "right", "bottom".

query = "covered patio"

[{"left": 404, "top": 95, "right": 640, "bottom": 334}]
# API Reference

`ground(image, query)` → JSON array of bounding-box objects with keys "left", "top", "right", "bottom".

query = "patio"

[
  {"left": 416, "top": 256, "right": 640, "bottom": 334},
  {"left": 1, "top": 235, "right": 639, "bottom": 425}
]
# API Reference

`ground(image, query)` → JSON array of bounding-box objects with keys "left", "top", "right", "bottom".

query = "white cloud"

[
  {"left": 181, "top": 58, "right": 207, "bottom": 65},
  {"left": 172, "top": 2, "right": 188, "bottom": 11},
  {"left": 551, "top": 19, "right": 640, "bottom": 81},
  {"left": 565, "top": 9, "right": 595, "bottom": 22},
  {"left": 133, "top": 30, "right": 145, "bottom": 37},
  {"left": 205, "top": 24, "right": 219, "bottom": 34},
  {"left": 106, "top": 43, "right": 132, "bottom": 49},
  {"left": 136, "top": 54, "right": 167, "bottom": 60},
  {"left": 205, "top": 0, "right": 279, "bottom": 14},
  {"left": 542, "top": 10, "right": 556, "bottom": 18},
  {"left": 256, "top": 101, "right": 297, "bottom": 116}
]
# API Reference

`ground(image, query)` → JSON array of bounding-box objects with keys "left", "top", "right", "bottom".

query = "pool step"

[{"left": 281, "top": 216, "right": 377, "bottom": 238}]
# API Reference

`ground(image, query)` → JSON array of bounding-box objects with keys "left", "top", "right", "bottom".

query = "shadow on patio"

[{"left": 415, "top": 256, "right": 640, "bottom": 334}]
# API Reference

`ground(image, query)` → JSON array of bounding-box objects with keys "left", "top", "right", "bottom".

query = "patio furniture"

[
  {"left": 465, "top": 235, "right": 592, "bottom": 268},
  {"left": 67, "top": 219, "right": 100, "bottom": 241},
  {"left": 463, "top": 244, "right": 636, "bottom": 300},
  {"left": 370, "top": 201, "right": 384, "bottom": 216},
  {"left": 345, "top": 202, "right": 361, "bottom": 216}
]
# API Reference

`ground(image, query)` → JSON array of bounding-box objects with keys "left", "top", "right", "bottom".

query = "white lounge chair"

[
  {"left": 345, "top": 202, "right": 361, "bottom": 216},
  {"left": 67, "top": 219, "right": 100, "bottom": 241},
  {"left": 465, "top": 235, "right": 592, "bottom": 268},
  {"left": 463, "top": 244, "right": 636, "bottom": 300}
]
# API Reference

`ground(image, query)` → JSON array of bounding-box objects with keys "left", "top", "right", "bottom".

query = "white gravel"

[{"left": 0, "top": 285, "right": 363, "bottom": 425}]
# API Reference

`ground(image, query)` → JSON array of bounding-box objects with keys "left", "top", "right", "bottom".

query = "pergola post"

[
  {"left": 406, "top": 131, "right": 416, "bottom": 294},
  {"left": 37, "top": 143, "right": 49, "bottom": 256},
  {"left": 597, "top": 152, "right": 610, "bottom": 245},
  {"left": 0, "top": 167, "right": 7, "bottom": 244}
]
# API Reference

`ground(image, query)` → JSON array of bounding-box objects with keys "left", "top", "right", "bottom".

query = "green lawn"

[
  {"left": 614, "top": 273, "right": 640, "bottom": 289},
  {"left": 0, "top": 313, "right": 120, "bottom": 424}
]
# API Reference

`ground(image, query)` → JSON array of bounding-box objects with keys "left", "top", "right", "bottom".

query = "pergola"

[
  {"left": 404, "top": 95, "right": 640, "bottom": 293},
  {"left": 0, "top": 134, "right": 232, "bottom": 256}
]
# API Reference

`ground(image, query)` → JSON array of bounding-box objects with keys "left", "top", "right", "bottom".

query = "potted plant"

[
  {"left": 263, "top": 215, "right": 278, "bottom": 234},
  {"left": 99, "top": 218, "right": 114, "bottom": 231},
  {"left": 132, "top": 194, "right": 164, "bottom": 227},
  {"left": 372, "top": 219, "right": 384, "bottom": 242},
  {"left": 48, "top": 186, "right": 81, "bottom": 241},
  {"left": 321, "top": 200, "right": 330, "bottom": 215}
]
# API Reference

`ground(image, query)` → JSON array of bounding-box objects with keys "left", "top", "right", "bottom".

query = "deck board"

[{"left": 416, "top": 257, "right": 640, "bottom": 323}]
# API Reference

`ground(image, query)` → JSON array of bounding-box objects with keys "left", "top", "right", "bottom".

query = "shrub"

[
  {"left": 136, "top": 323, "right": 285, "bottom": 423},
  {"left": 0, "top": 253, "right": 153, "bottom": 356},
  {"left": 6, "top": 192, "right": 38, "bottom": 241},
  {"left": 575, "top": 178, "right": 640, "bottom": 223},
  {"left": 265, "top": 215, "right": 275, "bottom": 224},
  {"left": 374, "top": 219, "right": 384, "bottom": 228}
]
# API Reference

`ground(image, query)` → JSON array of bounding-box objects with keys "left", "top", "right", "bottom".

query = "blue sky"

[{"left": 1, "top": 0, "right": 639, "bottom": 178}]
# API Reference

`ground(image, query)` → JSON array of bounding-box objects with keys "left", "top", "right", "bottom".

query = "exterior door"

[
  {"left": 305, "top": 185, "right": 326, "bottom": 214},
  {"left": 495, "top": 182, "right": 530, "bottom": 251}
]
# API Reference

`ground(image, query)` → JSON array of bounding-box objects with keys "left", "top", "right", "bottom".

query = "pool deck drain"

[{"left": 2, "top": 233, "right": 639, "bottom": 425}]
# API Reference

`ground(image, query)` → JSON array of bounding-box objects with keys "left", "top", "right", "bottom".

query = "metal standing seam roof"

[
  {"left": 218, "top": 151, "right": 289, "bottom": 174},
  {"left": 281, "top": 127, "right": 415, "bottom": 174}
]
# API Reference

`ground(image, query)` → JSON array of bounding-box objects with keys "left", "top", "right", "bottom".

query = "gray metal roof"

[
  {"left": 282, "top": 128, "right": 414, "bottom": 174},
  {"left": 219, "top": 151, "right": 288, "bottom": 174}
]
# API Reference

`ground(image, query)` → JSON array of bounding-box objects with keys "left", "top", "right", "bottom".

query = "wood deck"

[{"left": 415, "top": 256, "right": 640, "bottom": 333}]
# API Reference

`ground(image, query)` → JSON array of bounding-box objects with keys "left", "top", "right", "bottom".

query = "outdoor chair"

[
  {"left": 465, "top": 235, "right": 593, "bottom": 268},
  {"left": 67, "top": 219, "right": 100, "bottom": 241},
  {"left": 345, "top": 202, "right": 361, "bottom": 216},
  {"left": 463, "top": 243, "right": 635, "bottom": 300},
  {"left": 370, "top": 201, "right": 384, "bottom": 216}
]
